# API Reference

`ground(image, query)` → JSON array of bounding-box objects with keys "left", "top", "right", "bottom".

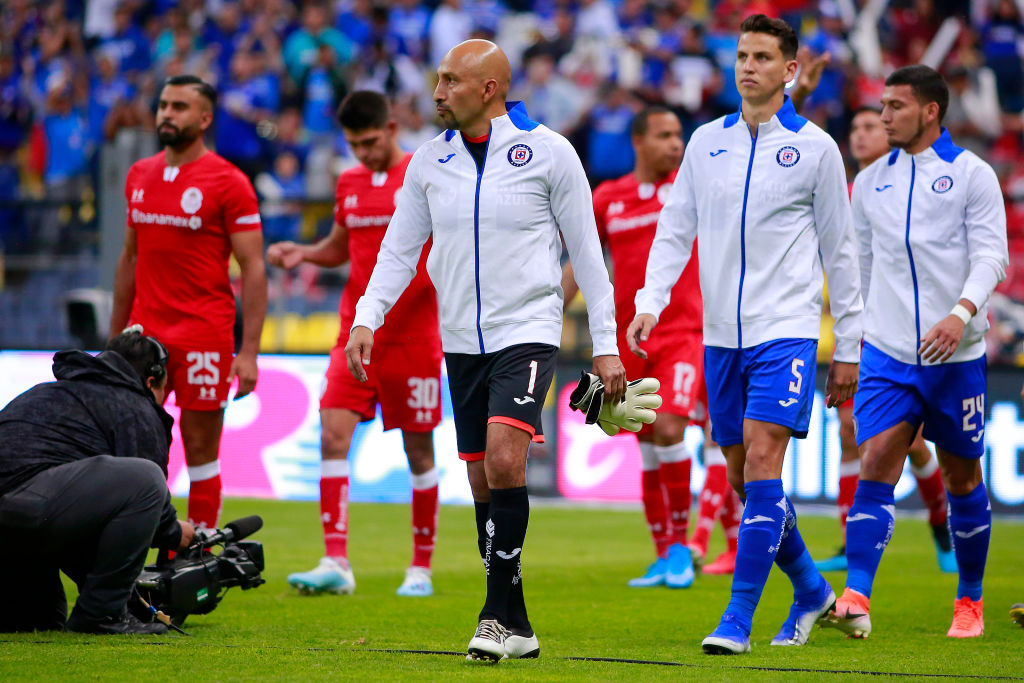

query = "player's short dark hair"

[
  {"left": 338, "top": 91, "right": 390, "bottom": 131},
  {"left": 162, "top": 74, "right": 217, "bottom": 110},
  {"left": 885, "top": 65, "right": 949, "bottom": 123},
  {"left": 739, "top": 14, "right": 798, "bottom": 60},
  {"left": 852, "top": 105, "right": 882, "bottom": 118},
  {"left": 105, "top": 327, "right": 169, "bottom": 385},
  {"left": 631, "top": 106, "right": 677, "bottom": 137}
]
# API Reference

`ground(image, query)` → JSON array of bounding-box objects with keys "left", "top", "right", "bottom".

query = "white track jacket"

[
  {"left": 352, "top": 102, "right": 617, "bottom": 356},
  {"left": 852, "top": 129, "right": 1008, "bottom": 365},
  {"left": 635, "top": 97, "right": 864, "bottom": 361}
]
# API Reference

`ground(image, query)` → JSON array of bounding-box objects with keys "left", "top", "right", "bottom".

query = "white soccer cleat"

[
  {"left": 396, "top": 566, "right": 433, "bottom": 597},
  {"left": 466, "top": 619, "right": 508, "bottom": 662},
  {"left": 504, "top": 631, "right": 540, "bottom": 659},
  {"left": 287, "top": 557, "right": 355, "bottom": 595}
]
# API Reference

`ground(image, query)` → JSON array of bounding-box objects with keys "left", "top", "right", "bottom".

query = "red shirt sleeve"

[{"left": 222, "top": 170, "right": 262, "bottom": 233}]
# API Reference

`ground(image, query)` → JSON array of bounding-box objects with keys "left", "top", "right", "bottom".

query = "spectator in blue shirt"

[
  {"left": 256, "top": 150, "right": 306, "bottom": 244},
  {"left": 980, "top": 0, "right": 1024, "bottom": 113},
  {"left": 338, "top": 0, "right": 374, "bottom": 50},
  {"left": 100, "top": 4, "right": 150, "bottom": 77},
  {"left": 216, "top": 49, "right": 279, "bottom": 179},
  {"left": 0, "top": 50, "right": 32, "bottom": 155},
  {"left": 388, "top": 0, "right": 431, "bottom": 61},
  {"left": 42, "top": 83, "right": 91, "bottom": 188},
  {"left": 88, "top": 50, "right": 134, "bottom": 146},
  {"left": 202, "top": 2, "right": 250, "bottom": 79},
  {"left": 584, "top": 85, "right": 638, "bottom": 182},
  {"left": 283, "top": 1, "right": 354, "bottom": 86}
]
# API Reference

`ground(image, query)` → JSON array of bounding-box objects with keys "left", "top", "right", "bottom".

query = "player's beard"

[
  {"left": 889, "top": 112, "right": 927, "bottom": 151},
  {"left": 157, "top": 122, "right": 202, "bottom": 150}
]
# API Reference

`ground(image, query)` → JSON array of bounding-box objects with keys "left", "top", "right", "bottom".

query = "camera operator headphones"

[
  {"left": 145, "top": 335, "right": 169, "bottom": 382},
  {"left": 122, "top": 324, "right": 169, "bottom": 382}
]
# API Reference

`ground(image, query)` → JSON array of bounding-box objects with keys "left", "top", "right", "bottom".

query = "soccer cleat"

[
  {"left": 504, "top": 630, "right": 540, "bottom": 659},
  {"left": 823, "top": 587, "right": 871, "bottom": 638},
  {"left": 934, "top": 546, "right": 957, "bottom": 574},
  {"left": 287, "top": 557, "right": 355, "bottom": 595},
  {"left": 466, "top": 619, "right": 508, "bottom": 662},
  {"left": 702, "top": 614, "right": 751, "bottom": 655},
  {"left": 1010, "top": 603, "right": 1024, "bottom": 628},
  {"left": 771, "top": 580, "right": 836, "bottom": 646},
  {"left": 627, "top": 557, "right": 668, "bottom": 587},
  {"left": 687, "top": 543, "right": 706, "bottom": 574},
  {"left": 814, "top": 547, "right": 848, "bottom": 572},
  {"left": 947, "top": 597, "right": 984, "bottom": 638},
  {"left": 703, "top": 549, "right": 737, "bottom": 575},
  {"left": 665, "top": 543, "right": 695, "bottom": 589},
  {"left": 396, "top": 566, "right": 433, "bottom": 597}
]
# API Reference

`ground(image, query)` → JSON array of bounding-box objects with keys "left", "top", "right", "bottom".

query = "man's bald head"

[{"left": 433, "top": 39, "right": 512, "bottom": 136}]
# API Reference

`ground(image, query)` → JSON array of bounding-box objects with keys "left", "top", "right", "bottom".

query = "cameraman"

[{"left": 0, "top": 328, "right": 194, "bottom": 634}]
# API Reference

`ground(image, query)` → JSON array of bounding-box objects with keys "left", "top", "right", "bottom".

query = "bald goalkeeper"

[{"left": 347, "top": 40, "right": 626, "bottom": 662}]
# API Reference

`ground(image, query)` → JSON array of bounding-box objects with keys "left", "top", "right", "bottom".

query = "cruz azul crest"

[
  {"left": 776, "top": 146, "right": 800, "bottom": 167},
  {"left": 507, "top": 144, "right": 533, "bottom": 167}
]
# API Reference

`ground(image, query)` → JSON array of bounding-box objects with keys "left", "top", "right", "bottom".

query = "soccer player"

[
  {"left": 346, "top": 40, "right": 626, "bottom": 662},
  {"left": 816, "top": 106, "right": 956, "bottom": 574},
  {"left": 111, "top": 75, "right": 267, "bottom": 531},
  {"left": 827, "top": 65, "right": 1007, "bottom": 639},
  {"left": 562, "top": 106, "right": 702, "bottom": 588},
  {"left": 628, "top": 15, "right": 863, "bottom": 654},
  {"left": 267, "top": 91, "right": 442, "bottom": 598}
]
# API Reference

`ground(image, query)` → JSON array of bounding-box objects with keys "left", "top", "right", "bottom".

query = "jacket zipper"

[
  {"left": 737, "top": 126, "right": 758, "bottom": 348},
  {"left": 905, "top": 157, "right": 922, "bottom": 366},
  {"left": 472, "top": 134, "right": 491, "bottom": 354}
]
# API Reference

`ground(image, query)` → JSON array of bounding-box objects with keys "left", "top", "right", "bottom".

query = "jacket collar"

[
  {"left": 887, "top": 127, "right": 965, "bottom": 165},
  {"left": 444, "top": 102, "right": 540, "bottom": 146},
  {"left": 724, "top": 95, "right": 807, "bottom": 134}
]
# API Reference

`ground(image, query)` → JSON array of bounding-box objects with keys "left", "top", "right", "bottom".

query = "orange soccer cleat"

[
  {"left": 947, "top": 597, "right": 984, "bottom": 638},
  {"left": 823, "top": 587, "right": 872, "bottom": 639}
]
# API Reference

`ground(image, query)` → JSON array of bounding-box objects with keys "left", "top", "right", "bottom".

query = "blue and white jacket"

[
  {"left": 352, "top": 102, "right": 617, "bottom": 356},
  {"left": 635, "top": 97, "right": 864, "bottom": 361},
  {"left": 852, "top": 129, "right": 1008, "bottom": 365}
]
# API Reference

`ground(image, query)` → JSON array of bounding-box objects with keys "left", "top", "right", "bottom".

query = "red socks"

[
  {"left": 657, "top": 442, "right": 692, "bottom": 546},
  {"left": 410, "top": 468, "right": 439, "bottom": 569},
  {"left": 641, "top": 467, "right": 671, "bottom": 557},
  {"left": 187, "top": 462, "right": 222, "bottom": 530},
  {"left": 838, "top": 460, "right": 859, "bottom": 539},
  {"left": 320, "top": 460, "right": 350, "bottom": 560},
  {"left": 692, "top": 462, "right": 729, "bottom": 555},
  {"left": 912, "top": 453, "right": 948, "bottom": 527}
]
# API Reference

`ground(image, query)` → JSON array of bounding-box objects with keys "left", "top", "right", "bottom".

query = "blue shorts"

[
  {"left": 853, "top": 342, "right": 987, "bottom": 458},
  {"left": 704, "top": 339, "right": 818, "bottom": 447}
]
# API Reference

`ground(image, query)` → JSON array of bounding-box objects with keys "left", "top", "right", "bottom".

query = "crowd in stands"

[{"left": 1, "top": 0, "right": 1023, "bottom": 355}]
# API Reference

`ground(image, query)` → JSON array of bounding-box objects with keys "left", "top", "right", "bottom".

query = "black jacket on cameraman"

[{"left": 0, "top": 349, "right": 181, "bottom": 550}]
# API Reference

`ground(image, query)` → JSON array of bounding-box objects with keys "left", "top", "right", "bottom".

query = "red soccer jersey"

[
  {"left": 125, "top": 150, "right": 261, "bottom": 347},
  {"left": 593, "top": 171, "right": 702, "bottom": 336},
  {"left": 334, "top": 153, "right": 439, "bottom": 345}
]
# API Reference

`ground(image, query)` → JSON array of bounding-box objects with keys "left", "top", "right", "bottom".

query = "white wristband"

[{"left": 950, "top": 304, "right": 973, "bottom": 325}]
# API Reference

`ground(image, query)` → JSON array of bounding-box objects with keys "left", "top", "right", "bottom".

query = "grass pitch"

[{"left": 1, "top": 498, "right": 1022, "bottom": 681}]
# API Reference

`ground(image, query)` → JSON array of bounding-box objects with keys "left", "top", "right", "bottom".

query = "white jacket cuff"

[
  {"left": 351, "top": 307, "right": 382, "bottom": 334},
  {"left": 833, "top": 336, "right": 862, "bottom": 364},
  {"left": 591, "top": 330, "right": 619, "bottom": 357}
]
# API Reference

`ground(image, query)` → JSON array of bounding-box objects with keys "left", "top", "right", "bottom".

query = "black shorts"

[{"left": 445, "top": 343, "right": 557, "bottom": 461}]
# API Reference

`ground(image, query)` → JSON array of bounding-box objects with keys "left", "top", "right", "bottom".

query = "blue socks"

[
  {"left": 723, "top": 479, "right": 787, "bottom": 634},
  {"left": 948, "top": 482, "right": 990, "bottom": 601},
  {"left": 845, "top": 480, "right": 895, "bottom": 598},
  {"left": 774, "top": 495, "right": 822, "bottom": 603}
]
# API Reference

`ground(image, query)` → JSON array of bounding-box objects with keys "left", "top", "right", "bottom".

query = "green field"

[{"left": 1, "top": 498, "right": 1022, "bottom": 682}]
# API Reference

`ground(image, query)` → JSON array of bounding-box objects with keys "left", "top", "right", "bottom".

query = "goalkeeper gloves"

[{"left": 568, "top": 371, "right": 662, "bottom": 436}]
